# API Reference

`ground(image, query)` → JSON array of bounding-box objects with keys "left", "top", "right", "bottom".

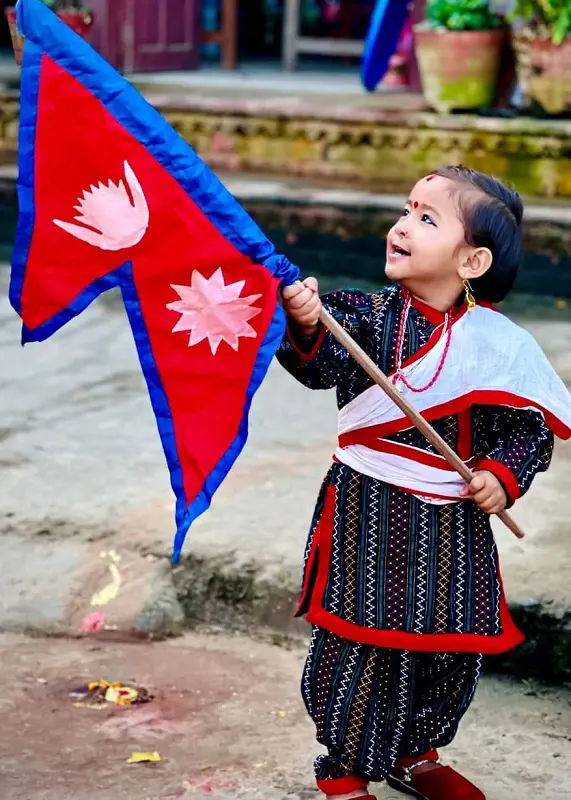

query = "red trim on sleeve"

[
  {"left": 316, "top": 776, "right": 368, "bottom": 795},
  {"left": 476, "top": 459, "right": 521, "bottom": 506},
  {"left": 286, "top": 321, "right": 327, "bottom": 362}
]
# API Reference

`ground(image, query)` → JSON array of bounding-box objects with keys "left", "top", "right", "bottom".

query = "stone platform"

[{"left": 2, "top": 83, "right": 571, "bottom": 198}]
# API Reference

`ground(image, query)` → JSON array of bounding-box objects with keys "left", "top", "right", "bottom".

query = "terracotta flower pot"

[
  {"left": 4, "top": 6, "right": 94, "bottom": 66},
  {"left": 527, "top": 36, "right": 571, "bottom": 115},
  {"left": 413, "top": 27, "right": 504, "bottom": 113}
]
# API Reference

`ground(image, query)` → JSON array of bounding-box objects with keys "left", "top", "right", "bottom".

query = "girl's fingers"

[
  {"left": 287, "top": 288, "right": 315, "bottom": 310},
  {"left": 476, "top": 491, "right": 505, "bottom": 514},
  {"left": 281, "top": 282, "right": 304, "bottom": 301},
  {"left": 297, "top": 295, "right": 322, "bottom": 316},
  {"left": 296, "top": 307, "right": 322, "bottom": 326},
  {"left": 472, "top": 488, "right": 493, "bottom": 504},
  {"left": 468, "top": 474, "right": 486, "bottom": 494}
]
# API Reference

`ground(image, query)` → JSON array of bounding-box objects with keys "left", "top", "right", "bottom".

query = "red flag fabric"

[{"left": 10, "top": 0, "right": 298, "bottom": 561}]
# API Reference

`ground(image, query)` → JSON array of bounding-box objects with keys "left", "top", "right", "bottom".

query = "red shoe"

[
  {"left": 316, "top": 775, "right": 374, "bottom": 797},
  {"left": 387, "top": 752, "right": 485, "bottom": 800}
]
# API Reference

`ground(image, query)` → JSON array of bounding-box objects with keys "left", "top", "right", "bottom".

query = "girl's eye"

[
  {"left": 422, "top": 213, "right": 435, "bottom": 226},
  {"left": 402, "top": 208, "right": 409, "bottom": 217}
]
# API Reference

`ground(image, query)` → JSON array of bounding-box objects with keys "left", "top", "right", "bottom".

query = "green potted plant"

[
  {"left": 414, "top": 0, "right": 505, "bottom": 112},
  {"left": 509, "top": 1, "right": 571, "bottom": 114},
  {"left": 5, "top": 0, "right": 94, "bottom": 66}
]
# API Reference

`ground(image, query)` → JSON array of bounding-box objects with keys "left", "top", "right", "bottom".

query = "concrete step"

[{"left": 2, "top": 169, "right": 571, "bottom": 296}]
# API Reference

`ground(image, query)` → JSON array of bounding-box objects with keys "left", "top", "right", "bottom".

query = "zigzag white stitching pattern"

[
  {"left": 490, "top": 539, "right": 501, "bottom": 634},
  {"left": 302, "top": 626, "right": 319, "bottom": 716},
  {"left": 414, "top": 503, "right": 429, "bottom": 632},
  {"left": 330, "top": 645, "right": 361, "bottom": 748},
  {"left": 365, "top": 480, "right": 380, "bottom": 629},
  {"left": 519, "top": 417, "right": 550, "bottom": 490},
  {"left": 454, "top": 504, "right": 466, "bottom": 632},
  {"left": 344, "top": 649, "right": 377, "bottom": 771},
  {"left": 432, "top": 657, "right": 477, "bottom": 745},
  {"left": 473, "top": 654, "right": 483, "bottom": 689},
  {"left": 372, "top": 286, "right": 396, "bottom": 349},
  {"left": 329, "top": 469, "right": 345, "bottom": 615},
  {"left": 342, "top": 472, "right": 361, "bottom": 621},
  {"left": 301, "top": 493, "right": 323, "bottom": 575},
  {"left": 365, "top": 671, "right": 380, "bottom": 776},
  {"left": 434, "top": 504, "right": 453, "bottom": 632},
  {"left": 389, "top": 651, "right": 410, "bottom": 768}
]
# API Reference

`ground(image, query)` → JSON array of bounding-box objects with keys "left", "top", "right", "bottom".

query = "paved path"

[{"left": 2, "top": 267, "right": 571, "bottom": 676}]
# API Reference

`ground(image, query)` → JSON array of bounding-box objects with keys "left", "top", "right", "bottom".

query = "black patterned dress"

[{"left": 276, "top": 286, "right": 554, "bottom": 788}]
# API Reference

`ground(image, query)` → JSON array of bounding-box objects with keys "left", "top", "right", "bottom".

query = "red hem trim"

[
  {"left": 305, "top": 485, "right": 525, "bottom": 655},
  {"left": 306, "top": 608, "right": 524, "bottom": 654},
  {"left": 294, "top": 486, "right": 335, "bottom": 616},
  {"left": 286, "top": 322, "right": 327, "bottom": 362},
  {"left": 339, "top": 390, "right": 571, "bottom": 442},
  {"left": 316, "top": 776, "right": 368, "bottom": 794},
  {"left": 477, "top": 459, "right": 521, "bottom": 506}
]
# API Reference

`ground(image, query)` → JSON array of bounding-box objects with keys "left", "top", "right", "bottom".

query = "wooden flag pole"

[{"left": 319, "top": 307, "right": 525, "bottom": 540}]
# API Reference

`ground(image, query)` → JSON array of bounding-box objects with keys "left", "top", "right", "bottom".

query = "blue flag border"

[{"left": 10, "top": 0, "right": 299, "bottom": 562}]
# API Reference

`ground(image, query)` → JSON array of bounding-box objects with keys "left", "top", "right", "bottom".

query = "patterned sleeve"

[
  {"left": 275, "top": 288, "right": 373, "bottom": 390},
  {"left": 473, "top": 406, "right": 554, "bottom": 506}
]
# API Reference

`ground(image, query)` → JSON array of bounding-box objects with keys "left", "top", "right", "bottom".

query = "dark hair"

[{"left": 431, "top": 165, "right": 523, "bottom": 303}]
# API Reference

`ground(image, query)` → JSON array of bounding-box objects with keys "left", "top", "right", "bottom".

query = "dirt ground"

[{"left": 0, "top": 630, "right": 569, "bottom": 800}]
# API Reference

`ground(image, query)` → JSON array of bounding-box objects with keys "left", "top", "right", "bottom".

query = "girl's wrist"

[{"left": 299, "top": 323, "right": 319, "bottom": 338}]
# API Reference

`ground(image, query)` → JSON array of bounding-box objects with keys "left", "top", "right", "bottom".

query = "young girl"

[{"left": 277, "top": 166, "right": 571, "bottom": 800}]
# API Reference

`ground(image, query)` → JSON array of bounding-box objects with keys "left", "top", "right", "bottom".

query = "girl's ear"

[{"left": 459, "top": 248, "right": 493, "bottom": 281}]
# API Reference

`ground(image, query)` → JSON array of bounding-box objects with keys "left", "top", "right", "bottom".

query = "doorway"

[{"left": 0, "top": 0, "right": 13, "bottom": 51}]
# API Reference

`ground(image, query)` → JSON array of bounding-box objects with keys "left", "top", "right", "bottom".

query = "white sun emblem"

[{"left": 167, "top": 268, "right": 263, "bottom": 355}]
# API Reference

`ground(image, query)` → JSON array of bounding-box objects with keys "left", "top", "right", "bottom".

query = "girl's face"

[{"left": 385, "top": 176, "right": 471, "bottom": 305}]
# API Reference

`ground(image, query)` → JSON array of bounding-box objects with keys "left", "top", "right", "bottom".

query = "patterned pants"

[{"left": 302, "top": 628, "right": 482, "bottom": 787}]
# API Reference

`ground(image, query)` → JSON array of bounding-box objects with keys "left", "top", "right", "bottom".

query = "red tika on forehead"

[
  {"left": 425, "top": 175, "right": 436, "bottom": 182},
  {"left": 413, "top": 201, "right": 419, "bottom": 208}
]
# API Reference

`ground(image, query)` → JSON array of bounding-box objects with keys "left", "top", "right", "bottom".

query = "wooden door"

[
  {"left": 87, "top": 0, "right": 125, "bottom": 70},
  {"left": 122, "top": 0, "right": 201, "bottom": 73}
]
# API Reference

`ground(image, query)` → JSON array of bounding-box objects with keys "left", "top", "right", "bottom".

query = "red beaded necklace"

[{"left": 392, "top": 293, "right": 454, "bottom": 394}]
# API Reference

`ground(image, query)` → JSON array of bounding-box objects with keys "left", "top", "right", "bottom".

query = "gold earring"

[{"left": 463, "top": 279, "right": 476, "bottom": 311}]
